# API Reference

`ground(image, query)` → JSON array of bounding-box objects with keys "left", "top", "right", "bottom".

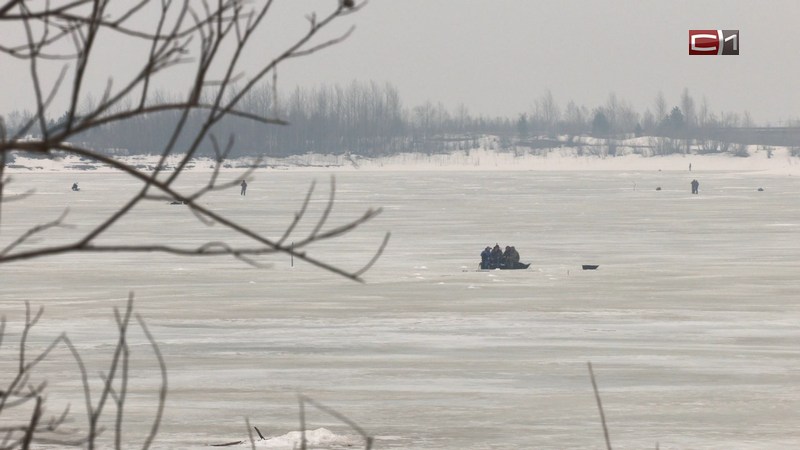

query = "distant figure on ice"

[
  {"left": 480, "top": 246, "right": 491, "bottom": 269},
  {"left": 71, "top": 182, "right": 79, "bottom": 191},
  {"left": 691, "top": 179, "right": 699, "bottom": 194},
  {"left": 240, "top": 179, "right": 247, "bottom": 196},
  {"left": 689, "top": 163, "right": 692, "bottom": 171}
]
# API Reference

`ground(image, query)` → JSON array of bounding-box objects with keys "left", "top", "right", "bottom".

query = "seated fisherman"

[
  {"left": 502, "top": 246, "right": 513, "bottom": 267},
  {"left": 490, "top": 244, "right": 503, "bottom": 268},
  {"left": 508, "top": 246, "right": 521, "bottom": 268},
  {"left": 480, "top": 246, "right": 491, "bottom": 269}
]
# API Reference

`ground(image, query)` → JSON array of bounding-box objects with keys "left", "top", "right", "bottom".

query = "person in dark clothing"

[
  {"left": 240, "top": 179, "right": 248, "bottom": 196},
  {"left": 691, "top": 179, "right": 699, "bottom": 194},
  {"left": 71, "top": 182, "right": 79, "bottom": 191},
  {"left": 480, "top": 246, "right": 491, "bottom": 269},
  {"left": 508, "top": 246, "right": 520, "bottom": 268},
  {"left": 490, "top": 244, "right": 503, "bottom": 268},
  {"left": 502, "top": 246, "right": 513, "bottom": 268}
]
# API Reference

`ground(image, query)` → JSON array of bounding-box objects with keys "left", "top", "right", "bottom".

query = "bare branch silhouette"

[
  {"left": 588, "top": 362, "right": 613, "bottom": 450},
  {"left": 0, "top": 209, "right": 72, "bottom": 256},
  {"left": 297, "top": 394, "right": 374, "bottom": 450},
  {"left": 0, "top": 298, "right": 167, "bottom": 448},
  {"left": 0, "top": 1, "right": 384, "bottom": 447},
  {"left": 0, "top": 0, "right": 386, "bottom": 281}
]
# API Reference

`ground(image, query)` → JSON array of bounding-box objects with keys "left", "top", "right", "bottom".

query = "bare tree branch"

[
  {"left": 0, "top": 299, "right": 172, "bottom": 448},
  {"left": 588, "top": 362, "right": 613, "bottom": 450},
  {"left": 136, "top": 312, "right": 167, "bottom": 450},
  {"left": 298, "top": 394, "right": 374, "bottom": 450},
  {"left": 1, "top": 1, "right": 376, "bottom": 281},
  {"left": 0, "top": 209, "right": 72, "bottom": 256},
  {"left": 0, "top": 14, "right": 387, "bottom": 447},
  {"left": 3, "top": 141, "right": 385, "bottom": 281}
]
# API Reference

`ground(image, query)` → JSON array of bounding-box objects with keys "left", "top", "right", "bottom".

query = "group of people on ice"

[{"left": 480, "top": 244, "right": 529, "bottom": 270}]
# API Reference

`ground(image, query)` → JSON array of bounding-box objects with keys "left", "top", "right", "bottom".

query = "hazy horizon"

[{"left": 2, "top": 1, "right": 800, "bottom": 125}]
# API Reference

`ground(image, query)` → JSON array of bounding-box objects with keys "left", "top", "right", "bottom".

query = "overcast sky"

[{"left": 2, "top": 0, "right": 799, "bottom": 124}]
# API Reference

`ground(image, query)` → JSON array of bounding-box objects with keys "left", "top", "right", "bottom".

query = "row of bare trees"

[
  {"left": 2, "top": 82, "right": 526, "bottom": 157},
  {"left": 526, "top": 88, "right": 765, "bottom": 139},
  {"left": 8, "top": 78, "right": 790, "bottom": 159}
]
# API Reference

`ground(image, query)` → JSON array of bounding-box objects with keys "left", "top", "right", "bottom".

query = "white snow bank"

[
  {"left": 5, "top": 138, "right": 800, "bottom": 174},
  {"left": 228, "top": 427, "right": 359, "bottom": 449},
  {"left": 341, "top": 146, "right": 800, "bottom": 173}
]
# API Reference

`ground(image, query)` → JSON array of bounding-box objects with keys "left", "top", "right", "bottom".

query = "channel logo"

[{"left": 689, "top": 30, "right": 739, "bottom": 55}]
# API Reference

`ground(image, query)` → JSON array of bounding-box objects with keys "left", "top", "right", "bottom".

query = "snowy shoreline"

[{"left": 5, "top": 143, "right": 800, "bottom": 175}]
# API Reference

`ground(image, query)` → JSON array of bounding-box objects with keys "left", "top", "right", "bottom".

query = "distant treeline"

[{"left": 5, "top": 82, "right": 800, "bottom": 157}]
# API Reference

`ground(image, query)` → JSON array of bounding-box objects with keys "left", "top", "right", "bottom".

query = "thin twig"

[
  {"left": 276, "top": 180, "right": 316, "bottom": 246},
  {"left": 20, "top": 396, "right": 42, "bottom": 450},
  {"left": 588, "top": 362, "right": 612, "bottom": 450},
  {"left": 0, "top": 209, "right": 71, "bottom": 256},
  {"left": 245, "top": 418, "right": 255, "bottom": 450},
  {"left": 137, "top": 312, "right": 167, "bottom": 450},
  {"left": 298, "top": 395, "right": 306, "bottom": 450},
  {"left": 253, "top": 426, "right": 265, "bottom": 440}
]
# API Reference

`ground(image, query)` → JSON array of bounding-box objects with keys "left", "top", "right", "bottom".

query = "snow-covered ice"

[{"left": 1, "top": 168, "right": 799, "bottom": 449}]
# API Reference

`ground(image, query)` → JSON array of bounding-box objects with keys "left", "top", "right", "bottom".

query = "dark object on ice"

[
  {"left": 254, "top": 426, "right": 266, "bottom": 440},
  {"left": 582, "top": 264, "right": 599, "bottom": 270},
  {"left": 757, "top": 187, "right": 764, "bottom": 191},
  {"left": 240, "top": 179, "right": 247, "bottom": 196},
  {"left": 478, "top": 261, "right": 530, "bottom": 270},
  {"left": 691, "top": 179, "right": 699, "bottom": 194},
  {"left": 71, "top": 182, "right": 80, "bottom": 191},
  {"left": 210, "top": 441, "right": 244, "bottom": 447},
  {"left": 655, "top": 187, "right": 661, "bottom": 191},
  {"left": 170, "top": 200, "right": 187, "bottom": 205}
]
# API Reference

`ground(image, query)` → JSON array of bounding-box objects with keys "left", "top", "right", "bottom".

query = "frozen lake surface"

[{"left": 1, "top": 170, "right": 799, "bottom": 449}]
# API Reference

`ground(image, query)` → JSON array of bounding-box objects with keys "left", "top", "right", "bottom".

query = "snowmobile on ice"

[
  {"left": 485, "top": 261, "right": 531, "bottom": 270},
  {"left": 479, "top": 245, "right": 530, "bottom": 270}
]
